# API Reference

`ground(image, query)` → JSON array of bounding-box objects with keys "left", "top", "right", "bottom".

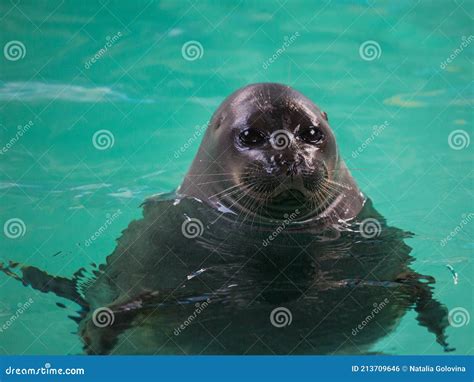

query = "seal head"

[{"left": 179, "top": 83, "right": 364, "bottom": 224}]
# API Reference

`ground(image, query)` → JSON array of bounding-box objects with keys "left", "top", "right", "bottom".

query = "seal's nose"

[
  {"left": 275, "top": 154, "right": 303, "bottom": 177},
  {"left": 287, "top": 162, "right": 298, "bottom": 177}
]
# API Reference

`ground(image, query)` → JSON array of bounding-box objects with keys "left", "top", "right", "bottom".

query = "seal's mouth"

[
  {"left": 231, "top": 161, "right": 336, "bottom": 221},
  {"left": 271, "top": 189, "right": 306, "bottom": 203},
  {"left": 261, "top": 189, "right": 308, "bottom": 218},
  {"left": 239, "top": 177, "right": 312, "bottom": 203}
]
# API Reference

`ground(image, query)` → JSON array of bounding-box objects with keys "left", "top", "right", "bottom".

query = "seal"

[
  {"left": 179, "top": 83, "right": 365, "bottom": 224},
  {"left": 0, "top": 84, "right": 453, "bottom": 355}
]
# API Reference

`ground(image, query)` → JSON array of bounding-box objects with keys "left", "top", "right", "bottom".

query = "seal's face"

[
  {"left": 236, "top": 105, "right": 334, "bottom": 200},
  {"left": 211, "top": 86, "right": 341, "bottom": 219},
  {"left": 181, "top": 83, "right": 363, "bottom": 223}
]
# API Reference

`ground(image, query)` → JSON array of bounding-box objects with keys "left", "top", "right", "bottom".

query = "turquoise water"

[{"left": 0, "top": 0, "right": 472, "bottom": 355}]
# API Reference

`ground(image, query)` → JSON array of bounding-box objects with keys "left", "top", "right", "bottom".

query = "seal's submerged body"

[{"left": 1, "top": 83, "right": 452, "bottom": 354}]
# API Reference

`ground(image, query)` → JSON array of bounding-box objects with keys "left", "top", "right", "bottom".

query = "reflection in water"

[
  {"left": 1, "top": 194, "right": 452, "bottom": 354},
  {"left": 0, "top": 81, "right": 155, "bottom": 103}
]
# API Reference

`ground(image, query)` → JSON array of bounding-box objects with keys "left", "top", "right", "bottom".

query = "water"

[{"left": 0, "top": 0, "right": 472, "bottom": 355}]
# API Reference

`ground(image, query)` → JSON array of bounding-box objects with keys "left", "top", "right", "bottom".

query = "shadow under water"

[{"left": 1, "top": 194, "right": 453, "bottom": 355}]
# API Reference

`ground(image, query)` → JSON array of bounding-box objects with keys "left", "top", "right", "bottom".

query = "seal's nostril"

[
  {"left": 285, "top": 163, "right": 298, "bottom": 177},
  {"left": 292, "top": 163, "right": 299, "bottom": 175},
  {"left": 295, "top": 154, "right": 304, "bottom": 166}
]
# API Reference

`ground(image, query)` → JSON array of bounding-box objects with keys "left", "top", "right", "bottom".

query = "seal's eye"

[
  {"left": 299, "top": 126, "right": 324, "bottom": 144},
  {"left": 239, "top": 128, "right": 266, "bottom": 146}
]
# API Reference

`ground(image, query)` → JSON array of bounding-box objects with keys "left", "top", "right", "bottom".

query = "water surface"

[{"left": 0, "top": 0, "right": 472, "bottom": 355}]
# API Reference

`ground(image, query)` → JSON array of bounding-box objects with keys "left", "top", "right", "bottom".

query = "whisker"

[
  {"left": 187, "top": 172, "right": 239, "bottom": 176},
  {"left": 325, "top": 179, "right": 352, "bottom": 191},
  {"left": 197, "top": 178, "right": 237, "bottom": 185},
  {"left": 210, "top": 179, "right": 259, "bottom": 200}
]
